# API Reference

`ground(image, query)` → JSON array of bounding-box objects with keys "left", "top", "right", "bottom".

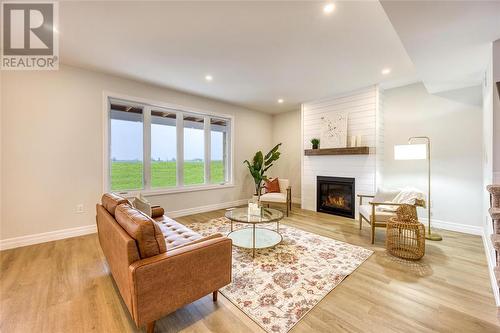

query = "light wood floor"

[{"left": 1, "top": 206, "right": 499, "bottom": 332}]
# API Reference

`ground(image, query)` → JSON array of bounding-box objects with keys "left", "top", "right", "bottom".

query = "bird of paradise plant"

[{"left": 243, "top": 143, "right": 282, "bottom": 200}]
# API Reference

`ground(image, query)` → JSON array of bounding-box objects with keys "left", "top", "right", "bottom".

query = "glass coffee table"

[{"left": 225, "top": 207, "right": 284, "bottom": 258}]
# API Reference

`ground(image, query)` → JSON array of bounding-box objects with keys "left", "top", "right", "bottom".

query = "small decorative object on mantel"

[
  {"left": 320, "top": 112, "right": 348, "bottom": 148},
  {"left": 350, "top": 135, "right": 357, "bottom": 147},
  {"left": 311, "top": 138, "right": 320, "bottom": 149},
  {"left": 357, "top": 135, "right": 362, "bottom": 147}
]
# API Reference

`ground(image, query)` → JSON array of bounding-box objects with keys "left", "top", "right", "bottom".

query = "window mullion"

[
  {"left": 224, "top": 121, "right": 231, "bottom": 184},
  {"left": 223, "top": 127, "right": 228, "bottom": 183},
  {"left": 177, "top": 112, "right": 184, "bottom": 187},
  {"left": 204, "top": 116, "right": 211, "bottom": 184},
  {"left": 143, "top": 106, "right": 152, "bottom": 190},
  {"left": 106, "top": 98, "right": 111, "bottom": 192}
]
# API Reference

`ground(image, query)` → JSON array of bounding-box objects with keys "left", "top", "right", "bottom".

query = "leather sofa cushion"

[
  {"left": 115, "top": 204, "right": 167, "bottom": 259},
  {"left": 102, "top": 193, "right": 129, "bottom": 216},
  {"left": 154, "top": 215, "right": 202, "bottom": 250}
]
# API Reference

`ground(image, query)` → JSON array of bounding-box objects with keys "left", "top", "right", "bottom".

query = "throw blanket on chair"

[{"left": 378, "top": 188, "right": 426, "bottom": 212}]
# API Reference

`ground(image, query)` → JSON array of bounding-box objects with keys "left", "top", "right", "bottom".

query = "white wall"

[
  {"left": 0, "top": 70, "right": 3, "bottom": 234},
  {"left": 301, "top": 86, "right": 383, "bottom": 214},
  {"left": 376, "top": 88, "right": 385, "bottom": 187},
  {"left": 271, "top": 109, "right": 301, "bottom": 202},
  {"left": 493, "top": 39, "right": 500, "bottom": 183},
  {"left": 483, "top": 46, "right": 494, "bottom": 227},
  {"left": 383, "top": 82, "right": 483, "bottom": 231},
  {"left": 0, "top": 65, "right": 272, "bottom": 241},
  {"left": 482, "top": 41, "right": 500, "bottom": 306}
]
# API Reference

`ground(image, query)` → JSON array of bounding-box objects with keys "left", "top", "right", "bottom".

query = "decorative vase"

[{"left": 312, "top": 144, "right": 319, "bottom": 149}]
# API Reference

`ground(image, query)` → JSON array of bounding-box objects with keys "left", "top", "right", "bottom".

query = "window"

[
  {"left": 106, "top": 96, "right": 232, "bottom": 194},
  {"left": 110, "top": 103, "right": 144, "bottom": 191},
  {"left": 183, "top": 114, "right": 205, "bottom": 185},
  {"left": 151, "top": 109, "right": 177, "bottom": 188},
  {"left": 211, "top": 118, "right": 229, "bottom": 184}
]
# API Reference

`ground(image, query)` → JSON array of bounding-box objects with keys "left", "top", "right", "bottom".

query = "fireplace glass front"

[{"left": 316, "top": 176, "right": 355, "bottom": 218}]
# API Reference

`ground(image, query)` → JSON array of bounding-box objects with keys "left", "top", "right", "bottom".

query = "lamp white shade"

[{"left": 394, "top": 144, "right": 427, "bottom": 160}]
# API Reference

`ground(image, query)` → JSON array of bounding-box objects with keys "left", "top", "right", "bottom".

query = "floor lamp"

[{"left": 394, "top": 136, "right": 442, "bottom": 241}]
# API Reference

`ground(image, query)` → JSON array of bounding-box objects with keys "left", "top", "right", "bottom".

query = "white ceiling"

[
  {"left": 381, "top": 0, "right": 500, "bottom": 94},
  {"left": 58, "top": 1, "right": 416, "bottom": 113},
  {"left": 58, "top": 1, "right": 500, "bottom": 113}
]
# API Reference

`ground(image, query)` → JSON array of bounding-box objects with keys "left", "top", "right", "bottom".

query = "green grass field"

[{"left": 111, "top": 160, "right": 224, "bottom": 190}]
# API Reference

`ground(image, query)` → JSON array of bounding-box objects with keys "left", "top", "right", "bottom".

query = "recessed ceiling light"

[
  {"left": 278, "top": 99, "right": 284, "bottom": 104},
  {"left": 323, "top": 3, "right": 335, "bottom": 14},
  {"left": 205, "top": 75, "right": 213, "bottom": 81},
  {"left": 381, "top": 68, "right": 391, "bottom": 75}
]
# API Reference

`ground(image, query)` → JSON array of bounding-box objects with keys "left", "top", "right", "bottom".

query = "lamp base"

[{"left": 425, "top": 233, "right": 442, "bottom": 241}]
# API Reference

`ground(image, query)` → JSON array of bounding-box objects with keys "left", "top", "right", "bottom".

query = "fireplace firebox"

[{"left": 316, "top": 176, "right": 355, "bottom": 218}]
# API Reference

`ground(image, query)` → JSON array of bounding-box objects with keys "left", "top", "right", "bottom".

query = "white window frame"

[{"left": 102, "top": 91, "right": 234, "bottom": 196}]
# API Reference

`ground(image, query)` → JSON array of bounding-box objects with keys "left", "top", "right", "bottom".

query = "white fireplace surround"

[{"left": 301, "top": 86, "right": 384, "bottom": 216}]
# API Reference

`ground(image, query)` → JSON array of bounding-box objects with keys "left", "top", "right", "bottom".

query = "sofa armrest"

[{"left": 128, "top": 236, "right": 232, "bottom": 327}]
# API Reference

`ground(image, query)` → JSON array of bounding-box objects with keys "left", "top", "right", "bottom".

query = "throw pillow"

[
  {"left": 265, "top": 178, "right": 281, "bottom": 193},
  {"left": 133, "top": 195, "right": 152, "bottom": 217}
]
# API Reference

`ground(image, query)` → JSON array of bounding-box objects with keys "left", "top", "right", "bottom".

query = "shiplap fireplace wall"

[{"left": 301, "top": 86, "right": 384, "bottom": 216}]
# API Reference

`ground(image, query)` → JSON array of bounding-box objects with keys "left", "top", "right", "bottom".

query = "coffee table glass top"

[{"left": 225, "top": 207, "right": 283, "bottom": 224}]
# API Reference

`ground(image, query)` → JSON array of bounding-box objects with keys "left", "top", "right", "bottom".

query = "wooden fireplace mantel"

[{"left": 304, "top": 147, "right": 371, "bottom": 156}]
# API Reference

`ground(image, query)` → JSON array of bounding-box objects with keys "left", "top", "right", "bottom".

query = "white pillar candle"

[
  {"left": 357, "top": 135, "right": 362, "bottom": 147},
  {"left": 351, "top": 135, "right": 357, "bottom": 147}
]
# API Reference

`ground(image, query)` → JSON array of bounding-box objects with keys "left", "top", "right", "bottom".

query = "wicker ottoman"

[{"left": 386, "top": 205, "right": 426, "bottom": 260}]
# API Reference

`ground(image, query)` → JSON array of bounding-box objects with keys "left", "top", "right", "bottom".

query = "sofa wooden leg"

[
  {"left": 213, "top": 290, "right": 218, "bottom": 302},
  {"left": 146, "top": 321, "right": 155, "bottom": 333}
]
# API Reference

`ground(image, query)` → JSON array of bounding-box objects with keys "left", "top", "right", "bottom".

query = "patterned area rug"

[{"left": 186, "top": 217, "right": 373, "bottom": 333}]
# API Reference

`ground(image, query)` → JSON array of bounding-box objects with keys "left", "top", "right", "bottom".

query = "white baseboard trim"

[
  {"left": 420, "top": 218, "right": 483, "bottom": 236},
  {"left": 482, "top": 228, "right": 500, "bottom": 306},
  {"left": 0, "top": 199, "right": 251, "bottom": 251},
  {"left": 0, "top": 224, "right": 97, "bottom": 251},
  {"left": 165, "top": 199, "right": 249, "bottom": 218}
]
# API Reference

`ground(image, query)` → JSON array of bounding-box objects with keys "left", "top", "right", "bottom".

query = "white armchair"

[
  {"left": 260, "top": 178, "right": 292, "bottom": 217},
  {"left": 358, "top": 188, "right": 426, "bottom": 244}
]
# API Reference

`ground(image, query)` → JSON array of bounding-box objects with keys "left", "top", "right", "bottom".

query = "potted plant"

[
  {"left": 311, "top": 138, "right": 320, "bottom": 149},
  {"left": 243, "top": 143, "right": 282, "bottom": 200}
]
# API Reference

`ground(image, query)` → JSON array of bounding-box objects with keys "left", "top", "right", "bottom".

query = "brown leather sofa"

[{"left": 96, "top": 193, "right": 232, "bottom": 333}]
